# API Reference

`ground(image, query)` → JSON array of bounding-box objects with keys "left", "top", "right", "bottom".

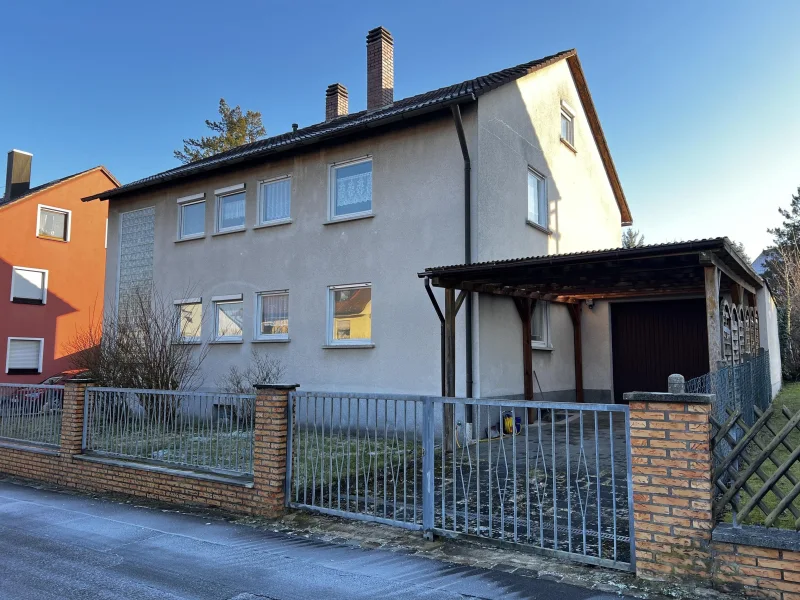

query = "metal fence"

[
  {"left": 0, "top": 383, "right": 64, "bottom": 447},
  {"left": 686, "top": 350, "right": 772, "bottom": 427},
  {"left": 83, "top": 388, "right": 256, "bottom": 476},
  {"left": 288, "top": 391, "right": 634, "bottom": 571}
]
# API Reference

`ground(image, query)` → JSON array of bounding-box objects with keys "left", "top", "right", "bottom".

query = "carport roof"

[{"left": 419, "top": 238, "right": 763, "bottom": 303}]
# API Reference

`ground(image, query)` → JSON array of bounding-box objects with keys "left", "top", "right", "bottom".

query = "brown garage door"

[{"left": 611, "top": 299, "right": 709, "bottom": 403}]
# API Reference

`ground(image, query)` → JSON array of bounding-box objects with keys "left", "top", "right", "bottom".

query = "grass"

[
  {"left": 0, "top": 412, "right": 62, "bottom": 446},
  {"left": 720, "top": 382, "right": 800, "bottom": 529}
]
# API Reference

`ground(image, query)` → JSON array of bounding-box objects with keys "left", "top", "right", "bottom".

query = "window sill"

[
  {"left": 531, "top": 344, "right": 555, "bottom": 352},
  {"left": 175, "top": 234, "right": 205, "bottom": 244},
  {"left": 210, "top": 339, "right": 244, "bottom": 345},
  {"left": 560, "top": 138, "right": 577, "bottom": 153},
  {"left": 526, "top": 220, "right": 552, "bottom": 235},
  {"left": 212, "top": 227, "right": 246, "bottom": 237},
  {"left": 254, "top": 218, "right": 292, "bottom": 230},
  {"left": 174, "top": 340, "right": 202, "bottom": 345},
  {"left": 322, "top": 343, "right": 375, "bottom": 349},
  {"left": 252, "top": 337, "right": 290, "bottom": 343},
  {"left": 324, "top": 213, "right": 375, "bottom": 226},
  {"left": 36, "top": 235, "right": 68, "bottom": 243}
]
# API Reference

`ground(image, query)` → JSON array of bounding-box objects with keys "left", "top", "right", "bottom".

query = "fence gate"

[{"left": 287, "top": 392, "right": 634, "bottom": 571}]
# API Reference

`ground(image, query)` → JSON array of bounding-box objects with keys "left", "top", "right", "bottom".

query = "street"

[{"left": 0, "top": 480, "right": 630, "bottom": 600}]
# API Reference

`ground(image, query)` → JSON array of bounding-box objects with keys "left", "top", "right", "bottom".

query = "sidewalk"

[{"left": 0, "top": 478, "right": 631, "bottom": 600}]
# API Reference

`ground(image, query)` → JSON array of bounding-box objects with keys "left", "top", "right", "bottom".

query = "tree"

[
  {"left": 729, "top": 240, "right": 751, "bottom": 264},
  {"left": 66, "top": 287, "right": 210, "bottom": 390},
  {"left": 621, "top": 228, "right": 646, "bottom": 248},
  {"left": 763, "top": 187, "right": 800, "bottom": 380},
  {"left": 174, "top": 98, "right": 266, "bottom": 164}
]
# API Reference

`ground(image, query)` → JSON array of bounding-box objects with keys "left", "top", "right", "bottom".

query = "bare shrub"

[{"left": 216, "top": 348, "right": 286, "bottom": 394}]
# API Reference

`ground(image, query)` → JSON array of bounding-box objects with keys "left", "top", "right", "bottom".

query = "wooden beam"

[
  {"left": 705, "top": 265, "right": 723, "bottom": 373},
  {"left": 454, "top": 289, "right": 467, "bottom": 315},
  {"left": 443, "top": 288, "right": 457, "bottom": 453},
  {"left": 568, "top": 304, "right": 584, "bottom": 403},
  {"left": 513, "top": 298, "right": 535, "bottom": 402},
  {"left": 700, "top": 252, "right": 757, "bottom": 295},
  {"left": 730, "top": 282, "right": 743, "bottom": 306}
]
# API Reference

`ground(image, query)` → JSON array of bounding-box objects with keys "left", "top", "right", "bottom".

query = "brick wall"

[
  {"left": 625, "top": 389, "right": 715, "bottom": 580},
  {"left": 0, "top": 381, "right": 296, "bottom": 518}
]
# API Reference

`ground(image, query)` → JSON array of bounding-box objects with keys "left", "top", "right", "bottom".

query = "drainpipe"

[{"left": 451, "top": 104, "right": 474, "bottom": 407}]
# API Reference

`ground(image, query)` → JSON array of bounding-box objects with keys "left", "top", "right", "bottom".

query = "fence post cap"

[
  {"left": 69, "top": 378, "right": 95, "bottom": 384},
  {"left": 253, "top": 383, "right": 299, "bottom": 391},
  {"left": 668, "top": 374, "right": 685, "bottom": 393}
]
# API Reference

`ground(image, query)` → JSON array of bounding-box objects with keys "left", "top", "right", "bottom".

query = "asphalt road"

[{"left": 0, "top": 480, "right": 631, "bottom": 600}]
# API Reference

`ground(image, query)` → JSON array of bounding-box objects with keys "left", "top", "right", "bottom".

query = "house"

[
  {"left": 86, "top": 26, "right": 695, "bottom": 401},
  {"left": 0, "top": 150, "right": 118, "bottom": 383}
]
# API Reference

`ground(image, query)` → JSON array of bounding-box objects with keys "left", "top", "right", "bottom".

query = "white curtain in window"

[
  {"left": 12, "top": 269, "right": 44, "bottom": 301},
  {"left": 7, "top": 339, "right": 41, "bottom": 370},
  {"left": 334, "top": 161, "right": 372, "bottom": 216},
  {"left": 260, "top": 293, "right": 288, "bottom": 335},
  {"left": 219, "top": 193, "right": 245, "bottom": 229},
  {"left": 39, "top": 209, "right": 66, "bottom": 239},
  {"left": 263, "top": 179, "right": 291, "bottom": 222}
]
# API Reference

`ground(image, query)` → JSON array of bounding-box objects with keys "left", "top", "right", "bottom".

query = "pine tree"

[
  {"left": 174, "top": 99, "right": 266, "bottom": 164},
  {"left": 621, "top": 228, "right": 645, "bottom": 248}
]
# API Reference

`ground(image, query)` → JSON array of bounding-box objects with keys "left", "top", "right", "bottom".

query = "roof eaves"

[{"left": 0, "top": 166, "right": 118, "bottom": 211}]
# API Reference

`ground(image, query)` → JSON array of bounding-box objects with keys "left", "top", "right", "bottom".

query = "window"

[
  {"left": 215, "top": 185, "right": 246, "bottom": 232},
  {"left": 175, "top": 299, "right": 202, "bottom": 342},
  {"left": 10, "top": 267, "right": 47, "bottom": 304},
  {"left": 328, "top": 284, "right": 372, "bottom": 345},
  {"left": 259, "top": 177, "right": 291, "bottom": 224},
  {"left": 330, "top": 158, "right": 372, "bottom": 219},
  {"left": 6, "top": 338, "right": 43, "bottom": 374},
  {"left": 531, "top": 301, "right": 551, "bottom": 349},
  {"left": 213, "top": 295, "right": 244, "bottom": 341},
  {"left": 177, "top": 193, "right": 205, "bottom": 239},
  {"left": 256, "top": 291, "right": 289, "bottom": 340},
  {"left": 37, "top": 205, "right": 70, "bottom": 241},
  {"left": 560, "top": 101, "right": 575, "bottom": 147},
  {"left": 527, "top": 169, "right": 547, "bottom": 228}
]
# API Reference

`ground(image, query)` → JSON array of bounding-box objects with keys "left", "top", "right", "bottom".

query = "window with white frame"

[
  {"left": 10, "top": 267, "right": 47, "bottom": 304},
  {"left": 329, "top": 158, "right": 372, "bottom": 219},
  {"left": 177, "top": 193, "right": 205, "bottom": 239},
  {"left": 213, "top": 295, "right": 244, "bottom": 341},
  {"left": 215, "top": 185, "right": 246, "bottom": 232},
  {"left": 175, "top": 299, "right": 202, "bottom": 342},
  {"left": 256, "top": 291, "right": 289, "bottom": 340},
  {"left": 531, "top": 301, "right": 551, "bottom": 349},
  {"left": 6, "top": 337, "right": 43, "bottom": 374},
  {"left": 259, "top": 177, "right": 291, "bottom": 224},
  {"left": 37, "top": 205, "right": 70, "bottom": 241},
  {"left": 560, "top": 101, "right": 575, "bottom": 147},
  {"left": 328, "top": 284, "right": 371, "bottom": 345},
  {"left": 527, "top": 169, "right": 547, "bottom": 228}
]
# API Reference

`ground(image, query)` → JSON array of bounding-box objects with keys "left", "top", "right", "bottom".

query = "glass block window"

[{"left": 117, "top": 207, "right": 155, "bottom": 320}]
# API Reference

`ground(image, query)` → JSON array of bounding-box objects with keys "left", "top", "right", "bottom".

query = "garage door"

[{"left": 611, "top": 299, "right": 709, "bottom": 402}]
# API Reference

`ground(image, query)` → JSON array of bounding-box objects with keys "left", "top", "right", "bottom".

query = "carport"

[{"left": 420, "top": 238, "right": 764, "bottom": 402}]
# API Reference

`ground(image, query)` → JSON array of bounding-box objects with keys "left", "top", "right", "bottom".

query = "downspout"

[{"left": 451, "top": 104, "right": 474, "bottom": 403}]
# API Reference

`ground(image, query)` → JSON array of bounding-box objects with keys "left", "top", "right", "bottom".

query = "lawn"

[
  {"left": 0, "top": 412, "right": 62, "bottom": 446},
  {"left": 718, "top": 382, "right": 800, "bottom": 529}
]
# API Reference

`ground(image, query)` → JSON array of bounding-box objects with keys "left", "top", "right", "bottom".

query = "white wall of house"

[
  {"left": 757, "top": 285, "right": 783, "bottom": 397},
  {"left": 104, "top": 113, "right": 475, "bottom": 395},
  {"left": 472, "top": 60, "right": 623, "bottom": 400}
]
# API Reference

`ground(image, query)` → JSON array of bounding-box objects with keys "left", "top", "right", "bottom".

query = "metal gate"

[{"left": 287, "top": 391, "right": 634, "bottom": 571}]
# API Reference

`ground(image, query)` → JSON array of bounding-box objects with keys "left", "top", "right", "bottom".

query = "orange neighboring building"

[{"left": 0, "top": 150, "right": 119, "bottom": 383}]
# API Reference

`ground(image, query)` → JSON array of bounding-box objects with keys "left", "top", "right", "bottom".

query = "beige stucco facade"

[{"left": 103, "top": 60, "right": 625, "bottom": 398}]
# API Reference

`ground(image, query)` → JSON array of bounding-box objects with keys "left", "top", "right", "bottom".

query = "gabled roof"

[
  {"left": 85, "top": 49, "right": 631, "bottom": 224},
  {"left": 0, "top": 166, "right": 119, "bottom": 211}
]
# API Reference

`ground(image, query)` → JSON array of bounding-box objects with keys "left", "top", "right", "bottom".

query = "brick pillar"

[
  {"left": 625, "top": 377, "right": 715, "bottom": 581},
  {"left": 60, "top": 378, "right": 93, "bottom": 456},
  {"left": 253, "top": 383, "right": 298, "bottom": 518}
]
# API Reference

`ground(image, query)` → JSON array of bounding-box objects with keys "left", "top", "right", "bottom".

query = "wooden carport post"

[
  {"left": 704, "top": 265, "right": 723, "bottom": 372},
  {"left": 513, "top": 298, "right": 536, "bottom": 423},
  {"left": 444, "top": 288, "right": 466, "bottom": 452},
  {"left": 567, "top": 303, "right": 584, "bottom": 403}
]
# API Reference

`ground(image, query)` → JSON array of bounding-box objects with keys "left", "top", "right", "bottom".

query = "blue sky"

[{"left": 2, "top": 0, "right": 798, "bottom": 258}]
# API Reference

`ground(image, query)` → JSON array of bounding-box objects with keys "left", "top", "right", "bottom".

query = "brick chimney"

[
  {"left": 4, "top": 150, "right": 32, "bottom": 202},
  {"left": 366, "top": 26, "right": 393, "bottom": 110},
  {"left": 325, "top": 83, "right": 349, "bottom": 121}
]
